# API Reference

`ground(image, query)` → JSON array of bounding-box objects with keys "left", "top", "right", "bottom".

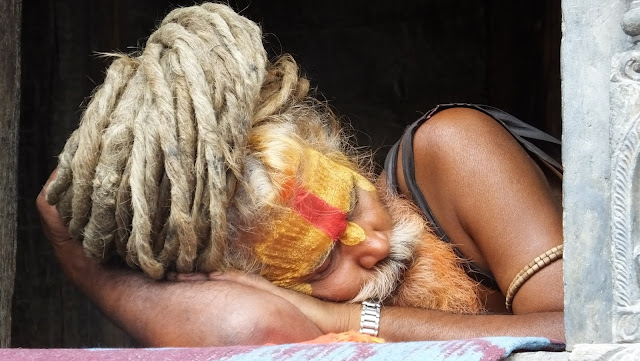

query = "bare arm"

[
  {"left": 373, "top": 308, "right": 563, "bottom": 341},
  {"left": 389, "top": 107, "right": 564, "bottom": 339},
  {"left": 400, "top": 107, "right": 564, "bottom": 312},
  {"left": 36, "top": 170, "right": 323, "bottom": 347}
]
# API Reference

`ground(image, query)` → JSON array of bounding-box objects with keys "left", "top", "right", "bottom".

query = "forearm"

[
  {"left": 374, "top": 308, "right": 564, "bottom": 342},
  {"left": 51, "top": 241, "right": 323, "bottom": 346},
  {"left": 288, "top": 298, "right": 564, "bottom": 342},
  {"left": 50, "top": 241, "right": 201, "bottom": 346},
  {"left": 205, "top": 271, "right": 564, "bottom": 342},
  {"left": 335, "top": 303, "right": 564, "bottom": 342}
]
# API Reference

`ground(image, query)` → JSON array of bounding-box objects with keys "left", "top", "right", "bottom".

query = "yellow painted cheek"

[{"left": 339, "top": 221, "right": 366, "bottom": 246}]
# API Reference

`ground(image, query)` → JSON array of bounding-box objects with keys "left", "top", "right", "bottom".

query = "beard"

[{"left": 350, "top": 185, "right": 483, "bottom": 315}]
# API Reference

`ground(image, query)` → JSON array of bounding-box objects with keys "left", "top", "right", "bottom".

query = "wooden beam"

[{"left": 0, "top": 0, "right": 22, "bottom": 348}]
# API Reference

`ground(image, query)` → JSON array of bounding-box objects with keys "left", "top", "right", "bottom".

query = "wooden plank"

[{"left": 0, "top": 0, "right": 21, "bottom": 348}]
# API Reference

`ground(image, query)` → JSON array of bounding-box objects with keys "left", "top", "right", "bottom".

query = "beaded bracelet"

[{"left": 505, "top": 244, "right": 564, "bottom": 312}]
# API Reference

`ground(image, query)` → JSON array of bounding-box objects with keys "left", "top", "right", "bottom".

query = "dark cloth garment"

[{"left": 384, "top": 103, "right": 562, "bottom": 290}]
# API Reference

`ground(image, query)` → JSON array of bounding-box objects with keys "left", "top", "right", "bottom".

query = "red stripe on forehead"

[{"left": 291, "top": 184, "right": 347, "bottom": 241}]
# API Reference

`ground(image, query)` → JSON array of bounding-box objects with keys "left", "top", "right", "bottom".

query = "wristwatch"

[{"left": 359, "top": 300, "right": 381, "bottom": 336}]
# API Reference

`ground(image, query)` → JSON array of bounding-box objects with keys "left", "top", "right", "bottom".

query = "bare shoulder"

[
  {"left": 398, "top": 106, "right": 563, "bottom": 314},
  {"left": 403, "top": 107, "right": 547, "bottom": 237},
  {"left": 412, "top": 107, "right": 523, "bottom": 161},
  {"left": 410, "top": 107, "right": 551, "bottom": 203}
]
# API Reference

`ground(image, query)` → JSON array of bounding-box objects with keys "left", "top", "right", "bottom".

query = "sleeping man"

[{"left": 37, "top": 2, "right": 564, "bottom": 345}]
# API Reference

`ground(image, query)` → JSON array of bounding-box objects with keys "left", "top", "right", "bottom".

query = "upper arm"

[{"left": 397, "top": 107, "right": 563, "bottom": 314}]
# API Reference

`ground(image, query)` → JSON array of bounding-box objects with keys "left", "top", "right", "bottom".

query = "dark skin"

[
  {"left": 406, "top": 108, "right": 564, "bottom": 316},
  {"left": 37, "top": 107, "right": 564, "bottom": 345}
]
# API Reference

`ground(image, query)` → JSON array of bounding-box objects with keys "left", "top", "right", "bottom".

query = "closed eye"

[{"left": 306, "top": 243, "right": 338, "bottom": 282}]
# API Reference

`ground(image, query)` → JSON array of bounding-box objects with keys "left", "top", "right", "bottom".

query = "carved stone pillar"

[
  {"left": 563, "top": 0, "right": 640, "bottom": 358},
  {"left": 609, "top": 0, "right": 640, "bottom": 345}
]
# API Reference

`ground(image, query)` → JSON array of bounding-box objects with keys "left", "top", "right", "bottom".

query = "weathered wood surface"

[
  {"left": 13, "top": 0, "right": 561, "bottom": 347},
  {"left": 0, "top": 0, "right": 21, "bottom": 348}
]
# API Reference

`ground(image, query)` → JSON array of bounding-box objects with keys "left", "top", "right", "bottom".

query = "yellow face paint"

[{"left": 253, "top": 148, "right": 376, "bottom": 292}]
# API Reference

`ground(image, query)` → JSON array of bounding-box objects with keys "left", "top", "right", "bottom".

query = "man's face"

[
  {"left": 303, "top": 183, "right": 397, "bottom": 301},
  {"left": 251, "top": 148, "right": 382, "bottom": 294},
  {"left": 304, "top": 181, "right": 482, "bottom": 314},
  {"left": 303, "top": 179, "right": 427, "bottom": 303},
  {"left": 251, "top": 149, "right": 480, "bottom": 311},
  {"left": 251, "top": 148, "right": 419, "bottom": 301}
]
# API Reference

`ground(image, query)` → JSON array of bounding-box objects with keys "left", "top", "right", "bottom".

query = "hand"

[
  {"left": 172, "top": 270, "right": 360, "bottom": 334},
  {"left": 36, "top": 168, "right": 72, "bottom": 249},
  {"left": 36, "top": 168, "right": 91, "bottom": 280}
]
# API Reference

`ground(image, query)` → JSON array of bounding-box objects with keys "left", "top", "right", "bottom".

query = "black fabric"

[{"left": 384, "top": 103, "right": 562, "bottom": 290}]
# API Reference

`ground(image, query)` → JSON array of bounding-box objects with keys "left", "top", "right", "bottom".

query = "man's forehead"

[
  {"left": 300, "top": 148, "right": 375, "bottom": 196},
  {"left": 252, "top": 148, "right": 375, "bottom": 292}
]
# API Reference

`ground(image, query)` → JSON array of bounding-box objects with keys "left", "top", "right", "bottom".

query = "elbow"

[
  {"left": 215, "top": 296, "right": 323, "bottom": 345},
  {"left": 140, "top": 284, "right": 322, "bottom": 347}
]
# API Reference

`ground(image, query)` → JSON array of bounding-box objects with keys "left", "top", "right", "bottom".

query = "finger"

[
  {"left": 173, "top": 272, "right": 210, "bottom": 282},
  {"left": 36, "top": 169, "right": 58, "bottom": 216},
  {"left": 207, "top": 271, "right": 296, "bottom": 300},
  {"left": 166, "top": 271, "right": 178, "bottom": 281},
  {"left": 37, "top": 167, "right": 59, "bottom": 202},
  {"left": 36, "top": 168, "right": 72, "bottom": 245},
  {"left": 207, "top": 270, "right": 269, "bottom": 287},
  {"left": 206, "top": 270, "right": 242, "bottom": 280}
]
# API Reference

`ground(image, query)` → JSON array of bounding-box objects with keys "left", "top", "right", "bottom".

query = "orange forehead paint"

[{"left": 253, "top": 148, "right": 376, "bottom": 293}]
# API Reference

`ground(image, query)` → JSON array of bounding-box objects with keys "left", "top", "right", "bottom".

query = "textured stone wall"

[{"left": 562, "top": 0, "right": 640, "bottom": 350}]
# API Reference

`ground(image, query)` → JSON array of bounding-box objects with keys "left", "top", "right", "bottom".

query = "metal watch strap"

[{"left": 359, "top": 300, "right": 381, "bottom": 336}]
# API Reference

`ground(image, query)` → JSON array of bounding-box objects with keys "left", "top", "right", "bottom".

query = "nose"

[{"left": 347, "top": 230, "right": 390, "bottom": 269}]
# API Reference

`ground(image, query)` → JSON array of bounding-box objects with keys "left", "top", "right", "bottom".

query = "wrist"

[
  {"left": 359, "top": 300, "right": 382, "bottom": 337},
  {"left": 310, "top": 300, "right": 360, "bottom": 334},
  {"left": 340, "top": 302, "right": 362, "bottom": 333},
  {"left": 52, "top": 240, "right": 107, "bottom": 294},
  {"left": 52, "top": 240, "right": 86, "bottom": 273}
]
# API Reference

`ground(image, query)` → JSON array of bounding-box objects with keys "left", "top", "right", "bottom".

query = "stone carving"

[
  {"left": 618, "top": 50, "right": 640, "bottom": 81},
  {"left": 610, "top": 0, "right": 640, "bottom": 344},
  {"left": 610, "top": 113, "right": 640, "bottom": 342}
]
